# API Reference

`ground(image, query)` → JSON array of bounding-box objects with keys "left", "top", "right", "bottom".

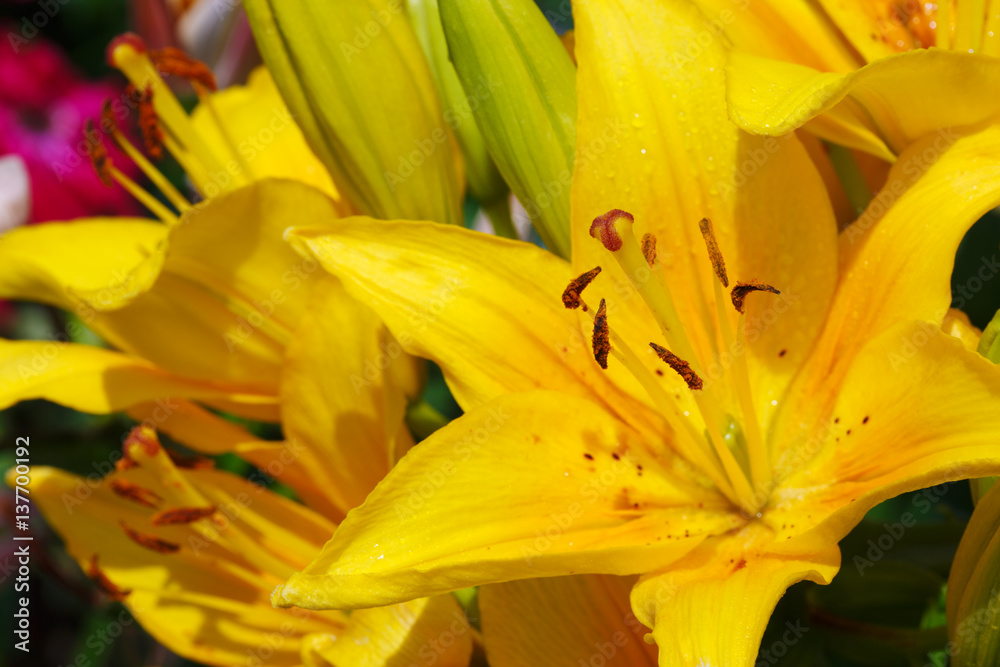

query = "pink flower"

[{"left": 0, "top": 27, "right": 143, "bottom": 223}]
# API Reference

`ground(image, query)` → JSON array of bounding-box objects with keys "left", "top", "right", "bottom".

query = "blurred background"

[{"left": 0, "top": 0, "right": 998, "bottom": 665}]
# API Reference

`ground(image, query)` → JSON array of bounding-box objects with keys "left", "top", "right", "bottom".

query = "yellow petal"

[
  {"left": 302, "top": 596, "right": 472, "bottom": 667},
  {"left": 287, "top": 219, "right": 664, "bottom": 434},
  {"left": 2, "top": 180, "right": 341, "bottom": 411},
  {"left": 280, "top": 274, "right": 413, "bottom": 519},
  {"left": 727, "top": 49, "right": 1000, "bottom": 156},
  {"left": 770, "top": 324, "right": 1000, "bottom": 556},
  {"left": 271, "top": 391, "right": 735, "bottom": 611},
  {"left": 631, "top": 547, "right": 839, "bottom": 666},
  {"left": 572, "top": 0, "right": 838, "bottom": 431},
  {"left": 480, "top": 575, "right": 657, "bottom": 667},
  {"left": 0, "top": 339, "right": 271, "bottom": 413},
  {"left": 23, "top": 455, "right": 343, "bottom": 667},
  {"left": 783, "top": 122, "right": 1000, "bottom": 431},
  {"left": 0, "top": 218, "right": 164, "bottom": 311},
  {"left": 190, "top": 66, "right": 346, "bottom": 207}
]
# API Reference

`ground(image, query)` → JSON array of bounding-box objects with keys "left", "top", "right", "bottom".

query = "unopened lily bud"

[
  {"left": 244, "top": 0, "right": 463, "bottom": 225},
  {"left": 439, "top": 0, "right": 576, "bottom": 257},
  {"left": 946, "top": 482, "right": 1000, "bottom": 666}
]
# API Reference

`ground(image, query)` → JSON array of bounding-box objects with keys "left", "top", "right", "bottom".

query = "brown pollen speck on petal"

[
  {"left": 562, "top": 266, "right": 602, "bottom": 309},
  {"left": 730, "top": 281, "right": 780, "bottom": 314}
]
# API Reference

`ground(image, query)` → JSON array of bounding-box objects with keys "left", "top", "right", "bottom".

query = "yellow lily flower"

[
  {"left": 0, "top": 36, "right": 426, "bottom": 518},
  {"left": 261, "top": 0, "right": 1000, "bottom": 663},
  {"left": 19, "top": 426, "right": 474, "bottom": 667},
  {"left": 712, "top": 0, "right": 1000, "bottom": 160}
]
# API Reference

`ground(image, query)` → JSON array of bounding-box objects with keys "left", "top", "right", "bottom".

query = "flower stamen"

[
  {"left": 152, "top": 506, "right": 218, "bottom": 525},
  {"left": 649, "top": 343, "right": 702, "bottom": 390},
  {"left": 120, "top": 521, "right": 181, "bottom": 554},
  {"left": 84, "top": 122, "right": 180, "bottom": 225},
  {"left": 731, "top": 281, "right": 780, "bottom": 314},
  {"left": 562, "top": 266, "right": 602, "bottom": 309},
  {"left": 592, "top": 298, "right": 611, "bottom": 369},
  {"left": 100, "top": 101, "right": 192, "bottom": 214}
]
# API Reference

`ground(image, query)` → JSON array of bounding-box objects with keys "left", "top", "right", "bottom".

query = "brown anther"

[
  {"left": 592, "top": 298, "right": 611, "bottom": 370},
  {"left": 166, "top": 449, "right": 215, "bottom": 470},
  {"left": 730, "top": 281, "right": 780, "bottom": 314},
  {"left": 87, "top": 556, "right": 131, "bottom": 601},
  {"left": 130, "top": 84, "right": 164, "bottom": 159},
  {"left": 114, "top": 457, "right": 138, "bottom": 472},
  {"left": 562, "top": 266, "right": 602, "bottom": 309},
  {"left": 84, "top": 121, "right": 113, "bottom": 187},
  {"left": 649, "top": 342, "right": 703, "bottom": 390},
  {"left": 151, "top": 47, "right": 217, "bottom": 91},
  {"left": 120, "top": 521, "right": 180, "bottom": 554},
  {"left": 152, "top": 506, "right": 217, "bottom": 526},
  {"left": 106, "top": 33, "right": 147, "bottom": 67},
  {"left": 641, "top": 233, "right": 657, "bottom": 267},
  {"left": 108, "top": 479, "right": 161, "bottom": 508},
  {"left": 590, "top": 209, "right": 634, "bottom": 252},
  {"left": 698, "top": 218, "right": 728, "bottom": 288},
  {"left": 100, "top": 100, "right": 119, "bottom": 136}
]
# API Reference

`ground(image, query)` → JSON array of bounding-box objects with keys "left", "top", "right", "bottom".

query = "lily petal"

[
  {"left": 631, "top": 547, "right": 839, "bottom": 666},
  {"left": 727, "top": 49, "right": 1000, "bottom": 156},
  {"left": 287, "top": 219, "right": 663, "bottom": 434},
  {"left": 771, "top": 324, "right": 1000, "bottom": 555},
  {"left": 0, "top": 339, "right": 271, "bottom": 413},
  {"left": 301, "top": 596, "right": 472, "bottom": 667},
  {"left": 572, "top": 0, "right": 838, "bottom": 429},
  {"left": 480, "top": 575, "right": 657, "bottom": 666},
  {"left": 280, "top": 274, "right": 414, "bottom": 519},
  {"left": 271, "top": 391, "right": 734, "bottom": 610},
  {"left": 24, "top": 459, "right": 343, "bottom": 667},
  {"left": 783, "top": 122, "right": 1000, "bottom": 432},
  {"left": 190, "top": 66, "right": 345, "bottom": 207}
]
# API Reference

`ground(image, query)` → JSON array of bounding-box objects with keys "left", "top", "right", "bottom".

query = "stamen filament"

[
  {"left": 736, "top": 310, "right": 772, "bottom": 500},
  {"left": 578, "top": 298, "right": 740, "bottom": 502},
  {"left": 590, "top": 210, "right": 704, "bottom": 374},
  {"left": 109, "top": 166, "right": 180, "bottom": 225},
  {"left": 107, "top": 124, "right": 192, "bottom": 213},
  {"left": 108, "top": 35, "right": 231, "bottom": 194}
]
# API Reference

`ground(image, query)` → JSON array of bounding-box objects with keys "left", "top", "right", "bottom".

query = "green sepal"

[
  {"left": 439, "top": 0, "right": 575, "bottom": 258},
  {"left": 407, "top": 0, "right": 508, "bottom": 207},
  {"left": 244, "top": 0, "right": 463, "bottom": 225},
  {"left": 947, "top": 482, "right": 1000, "bottom": 667}
]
